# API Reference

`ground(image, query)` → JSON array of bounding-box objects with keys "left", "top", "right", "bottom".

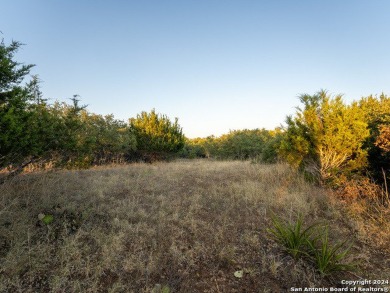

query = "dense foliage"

[
  {"left": 279, "top": 90, "right": 369, "bottom": 182},
  {"left": 130, "top": 109, "right": 185, "bottom": 154},
  {"left": 279, "top": 90, "right": 389, "bottom": 202},
  {"left": 181, "top": 129, "right": 282, "bottom": 163},
  {"left": 0, "top": 39, "right": 183, "bottom": 170},
  {"left": 0, "top": 39, "right": 37, "bottom": 167},
  {"left": 359, "top": 94, "right": 390, "bottom": 185}
]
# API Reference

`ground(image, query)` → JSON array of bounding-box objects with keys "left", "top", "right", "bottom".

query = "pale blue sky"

[{"left": 2, "top": 1, "right": 390, "bottom": 137}]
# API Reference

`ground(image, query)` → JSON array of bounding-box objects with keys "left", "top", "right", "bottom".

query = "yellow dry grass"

[{"left": 0, "top": 159, "right": 388, "bottom": 292}]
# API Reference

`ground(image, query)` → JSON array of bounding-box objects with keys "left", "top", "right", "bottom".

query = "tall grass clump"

[
  {"left": 267, "top": 213, "right": 317, "bottom": 259},
  {"left": 268, "top": 214, "right": 356, "bottom": 276},
  {"left": 306, "top": 227, "right": 356, "bottom": 276}
]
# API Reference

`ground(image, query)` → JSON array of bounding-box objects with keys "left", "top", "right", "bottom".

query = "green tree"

[
  {"left": 130, "top": 109, "right": 185, "bottom": 155},
  {"left": 212, "top": 129, "right": 272, "bottom": 160},
  {"left": 359, "top": 94, "right": 390, "bottom": 184},
  {"left": 179, "top": 137, "right": 207, "bottom": 159},
  {"left": 77, "top": 111, "right": 136, "bottom": 165},
  {"left": 261, "top": 128, "right": 284, "bottom": 163},
  {"left": 0, "top": 39, "right": 34, "bottom": 93},
  {"left": 280, "top": 90, "right": 369, "bottom": 182},
  {"left": 0, "top": 39, "right": 36, "bottom": 167},
  {"left": 46, "top": 99, "right": 137, "bottom": 168}
]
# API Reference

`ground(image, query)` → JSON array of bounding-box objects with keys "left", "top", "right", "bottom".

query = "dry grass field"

[{"left": 0, "top": 160, "right": 389, "bottom": 292}]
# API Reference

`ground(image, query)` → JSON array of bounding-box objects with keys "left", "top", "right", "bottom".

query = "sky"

[{"left": 2, "top": 1, "right": 390, "bottom": 138}]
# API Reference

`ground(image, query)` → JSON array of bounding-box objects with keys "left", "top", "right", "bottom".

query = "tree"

[
  {"left": 261, "top": 128, "right": 284, "bottom": 163},
  {"left": 0, "top": 39, "right": 36, "bottom": 167},
  {"left": 280, "top": 90, "right": 369, "bottom": 182},
  {"left": 76, "top": 111, "right": 137, "bottom": 165},
  {"left": 0, "top": 39, "right": 34, "bottom": 93},
  {"left": 130, "top": 109, "right": 185, "bottom": 155},
  {"left": 359, "top": 94, "right": 390, "bottom": 184}
]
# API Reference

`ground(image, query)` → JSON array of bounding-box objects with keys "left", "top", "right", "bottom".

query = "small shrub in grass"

[
  {"left": 268, "top": 214, "right": 357, "bottom": 277},
  {"left": 267, "top": 213, "right": 318, "bottom": 259},
  {"left": 306, "top": 227, "right": 356, "bottom": 276}
]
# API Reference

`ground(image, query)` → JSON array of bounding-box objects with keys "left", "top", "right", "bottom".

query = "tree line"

[
  {"left": 179, "top": 128, "right": 282, "bottom": 163},
  {"left": 183, "top": 91, "right": 389, "bottom": 194},
  {"left": 1, "top": 38, "right": 389, "bottom": 200},
  {"left": 0, "top": 39, "right": 184, "bottom": 172}
]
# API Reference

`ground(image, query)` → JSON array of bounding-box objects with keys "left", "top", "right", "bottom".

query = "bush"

[
  {"left": 359, "top": 95, "right": 390, "bottom": 186},
  {"left": 280, "top": 90, "right": 369, "bottom": 183},
  {"left": 130, "top": 109, "right": 185, "bottom": 155}
]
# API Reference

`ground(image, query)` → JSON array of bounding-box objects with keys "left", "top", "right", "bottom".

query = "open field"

[{"left": 0, "top": 160, "right": 389, "bottom": 292}]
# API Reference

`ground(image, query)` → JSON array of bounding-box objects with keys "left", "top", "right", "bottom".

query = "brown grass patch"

[{"left": 0, "top": 160, "right": 389, "bottom": 292}]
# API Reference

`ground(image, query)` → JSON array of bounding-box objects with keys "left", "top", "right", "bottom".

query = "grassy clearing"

[{"left": 0, "top": 160, "right": 389, "bottom": 292}]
